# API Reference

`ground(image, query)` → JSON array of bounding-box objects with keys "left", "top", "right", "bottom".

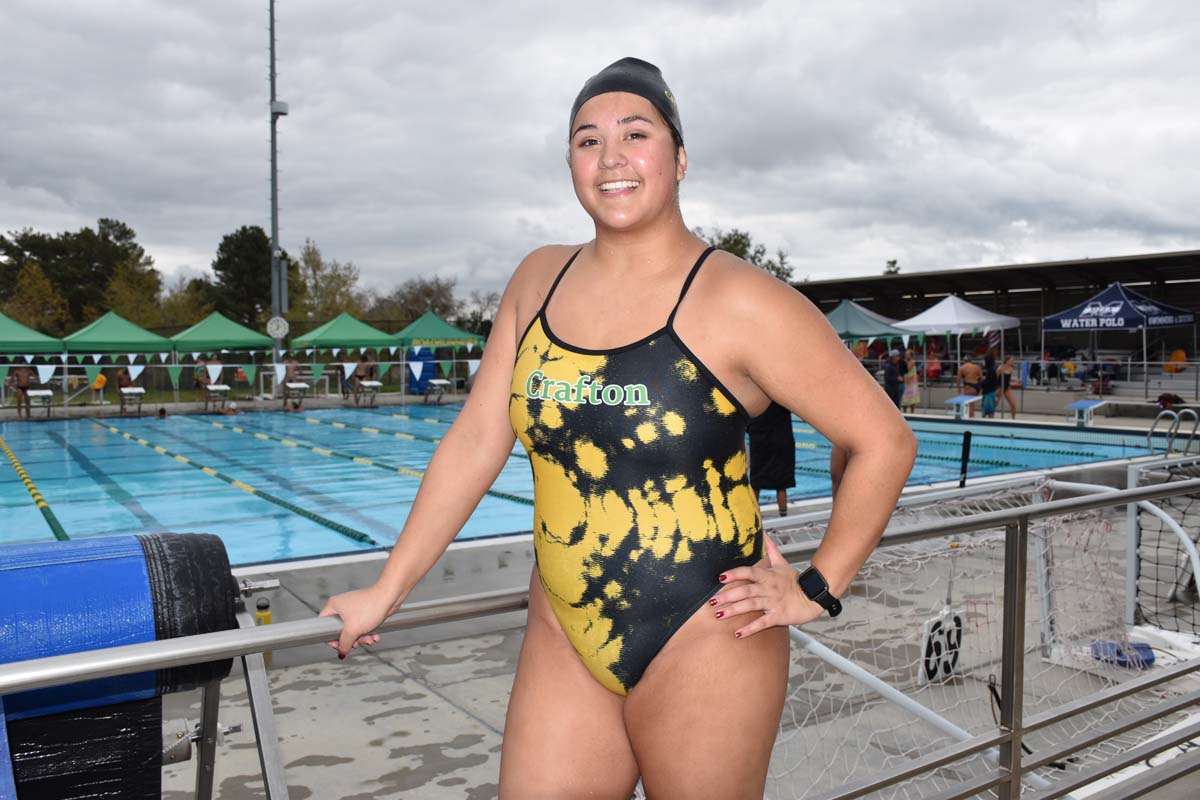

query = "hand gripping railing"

[{"left": 2, "top": 479, "right": 1200, "bottom": 800}]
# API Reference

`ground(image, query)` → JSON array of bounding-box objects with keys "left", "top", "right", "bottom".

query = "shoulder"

[
  {"left": 508, "top": 244, "right": 583, "bottom": 294},
  {"left": 695, "top": 248, "right": 823, "bottom": 332}
]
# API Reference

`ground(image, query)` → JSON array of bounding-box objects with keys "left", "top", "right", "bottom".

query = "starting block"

[
  {"left": 355, "top": 380, "right": 382, "bottom": 408},
  {"left": 423, "top": 378, "right": 451, "bottom": 404},
  {"left": 25, "top": 389, "right": 54, "bottom": 417},
  {"left": 119, "top": 386, "right": 145, "bottom": 416},
  {"left": 283, "top": 381, "right": 309, "bottom": 409},
  {"left": 205, "top": 384, "right": 231, "bottom": 412},
  {"left": 944, "top": 394, "right": 982, "bottom": 420},
  {"left": 1065, "top": 399, "right": 1107, "bottom": 428}
]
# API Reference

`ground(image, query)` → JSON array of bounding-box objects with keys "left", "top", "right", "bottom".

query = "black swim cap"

[{"left": 569, "top": 57, "right": 683, "bottom": 145}]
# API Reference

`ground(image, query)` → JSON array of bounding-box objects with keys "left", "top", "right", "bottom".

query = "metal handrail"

[
  {"left": 1148, "top": 409, "right": 1180, "bottom": 454},
  {"left": 1179, "top": 408, "right": 1200, "bottom": 454},
  {"left": 1, "top": 479, "right": 1196, "bottom": 698}
]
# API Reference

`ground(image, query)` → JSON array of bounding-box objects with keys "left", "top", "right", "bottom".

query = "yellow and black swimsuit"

[{"left": 508, "top": 247, "right": 763, "bottom": 695}]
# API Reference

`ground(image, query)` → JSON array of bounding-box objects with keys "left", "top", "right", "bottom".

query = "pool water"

[{"left": 0, "top": 407, "right": 1153, "bottom": 565}]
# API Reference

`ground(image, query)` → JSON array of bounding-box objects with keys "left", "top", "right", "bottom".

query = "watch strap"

[{"left": 798, "top": 565, "right": 843, "bottom": 618}]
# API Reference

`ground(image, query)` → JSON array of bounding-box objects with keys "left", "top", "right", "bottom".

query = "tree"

[
  {"left": 2, "top": 261, "right": 68, "bottom": 335},
  {"left": 457, "top": 289, "right": 502, "bottom": 338},
  {"left": 366, "top": 276, "right": 459, "bottom": 324},
  {"left": 884, "top": 259, "right": 900, "bottom": 275},
  {"left": 160, "top": 274, "right": 215, "bottom": 328},
  {"left": 101, "top": 257, "right": 164, "bottom": 327},
  {"left": 693, "top": 226, "right": 793, "bottom": 281},
  {"left": 295, "top": 239, "right": 366, "bottom": 320},
  {"left": 210, "top": 225, "right": 301, "bottom": 327}
]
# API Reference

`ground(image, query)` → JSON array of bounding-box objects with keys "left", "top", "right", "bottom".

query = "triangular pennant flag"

[
  {"left": 901, "top": 335, "right": 910, "bottom": 348},
  {"left": 359, "top": 347, "right": 368, "bottom": 355},
  {"left": 331, "top": 348, "right": 341, "bottom": 357},
  {"left": 305, "top": 348, "right": 314, "bottom": 356},
  {"left": 467, "top": 343, "right": 475, "bottom": 353},
  {"left": 128, "top": 365, "right": 145, "bottom": 382},
  {"left": 310, "top": 363, "right": 326, "bottom": 383},
  {"left": 273, "top": 363, "right": 287, "bottom": 383},
  {"left": 388, "top": 346, "right": 398, "bottom": 356},
  {"left": 91, "top": 354, "right": 103, "bottom": 364},
  {"left": 408, "top": 361, "right": 423, "bottom": 380},
  {"left": 342, "top": 362, "right": 358, "bottom": 377},
  {"left": 376, "top": 362, "right": 392, "bottom": 377},
  {"left": 127, "top": 353, "right": 138, "bottom": 364},
  {"left": 191, "top": 352, "right": 201, "bottom": 361},
  {"left": 57, "top": 354, "right": 68, "bottom": 363},
  {"left": 22, "top": 355, "right": 33, "bottom": 364},
  {"left": 467, "top": 359, "right": 481, "bottom": 376},
  {"left": 242, "top": 365, "right": 258, "bottom": 384},
  {"left": 158, "top": 352, "right": 170, "bottom": 363},
  {"left": 410, "top": 345, "right": 423, "bottom": 357},
  {"left": 166, "top": 365, "right": 183, "bottom": 388},
  {"left": 36, "top": 364, "right": 56, "bottom": 383},
  {"left": 84, "top": 365, "right": 103, "bottom": 384},
  {"left": 206, "top": 364, "right": 223, "bottom": 383},
  {"left": 866, "top": 337, "right": 876, "bottom": 348},
  {"left": 438, "top": 360, "right": 453, "bottom": 376}
]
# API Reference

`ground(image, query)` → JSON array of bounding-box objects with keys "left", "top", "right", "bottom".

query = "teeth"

[{"left": 599, "top": 180, "right": 639, "bottom": 191}]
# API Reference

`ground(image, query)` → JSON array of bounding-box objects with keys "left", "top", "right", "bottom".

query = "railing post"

[
  {"left": 1126, "top": 463, "right": 1142, "bottom": 627},
  {"left": 998, "top": 517, "right": 1029, "bottom": 799}
]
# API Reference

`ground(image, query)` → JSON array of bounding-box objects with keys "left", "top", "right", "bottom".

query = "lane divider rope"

[
  {"left": 90, "top": 419, "right": 379, "bottom": 546},
  {"left": 185, "top": 417, "right": 535, "bottom": 507},
  {"left": 299, "top": 415, "right": 528, "bottom": 461},
  {"left": 0, "top": 434, "right": 70, "bottom": 541}
]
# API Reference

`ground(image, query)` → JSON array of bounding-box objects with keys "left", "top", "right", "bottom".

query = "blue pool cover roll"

[{"left": 0, "top": 537, "right": 157, "bottom": 720}]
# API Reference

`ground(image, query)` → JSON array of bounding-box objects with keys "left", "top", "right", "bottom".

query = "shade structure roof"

[
  {"left": 1042, "top": 282, "right": 1197, "bottom": 332},
  {"left": 824, "top": 299, "right": 913, "bottom": 339},
  {"left": 169, "top": 311, "right": 274, "bottom": 352},
  {"left": 896, "top": 295, "right": 1020, "bottom": 335},
  {"left": 393, "top": 311, "right": 484, "bottom": 348},
  {"left": 62, "top": 311, "right": 172, "bottom": 353},
  {"left": 291, "top": 312, "right": 396, "bottom": 349},
  {"left": 0, "top": 311, "right": 64, "bottom": 354}
]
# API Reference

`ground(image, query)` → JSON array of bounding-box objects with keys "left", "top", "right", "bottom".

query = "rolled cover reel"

[{"left": 0, "top": 533, "right": 238, "bottom": 718}]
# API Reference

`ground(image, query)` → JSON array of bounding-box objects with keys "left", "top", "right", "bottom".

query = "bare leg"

[
  {"left": 775, "top": 489, "right": 788, "bottom": 516},
  {"left": 500, "top": 570, "right": 640, "bottom": 800},
  {"left": 1004, "top": 389, "right": 1016, "bottom": 419},
  {"left": 625, "top": 564, "right": 789, "bottom": 800}
]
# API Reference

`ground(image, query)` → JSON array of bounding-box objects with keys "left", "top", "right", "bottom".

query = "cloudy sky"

[{"left": 2, "top": 0, "right": 1197, "bottom": 295}]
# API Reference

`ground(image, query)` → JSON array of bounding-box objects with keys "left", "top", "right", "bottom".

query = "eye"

[
  {"left": 626, "top": 131, "right": 646, "bottom": 140},
  {"left": 577, "top": 137, "right": 599, "bottom": 147}
]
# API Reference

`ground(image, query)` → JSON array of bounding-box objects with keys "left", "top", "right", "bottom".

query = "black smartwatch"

[{"left": 797, "top": 565, "right": 842, "bottom": 618}]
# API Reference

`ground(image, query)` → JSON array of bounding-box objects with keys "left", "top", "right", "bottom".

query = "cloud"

[{"left": 1, "top": 0, "right": 1196, "bottom": 297}]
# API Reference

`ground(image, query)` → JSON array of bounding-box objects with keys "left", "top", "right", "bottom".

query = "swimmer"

[
  {"left": 216, "top": 401, "right": 242, "bottom": 416},
  {"left": 157, "top": 407, "right": 168, "bottom": 419},
  {"left": 321, "top": 57, "right": 917, "bottom": 797}
]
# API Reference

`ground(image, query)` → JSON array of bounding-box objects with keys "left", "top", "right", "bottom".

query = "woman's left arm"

[{"left": 713, "top": 265, "right": 918, "bottom": 637}]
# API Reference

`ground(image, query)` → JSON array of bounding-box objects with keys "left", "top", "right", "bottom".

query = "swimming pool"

[{"left": 0, "top": 407, "right": 1154, "bottom": 565}]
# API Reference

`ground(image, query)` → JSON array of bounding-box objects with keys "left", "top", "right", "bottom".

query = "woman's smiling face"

[{"left": 568, "top": 91, "right": 685, "bottom": 232}]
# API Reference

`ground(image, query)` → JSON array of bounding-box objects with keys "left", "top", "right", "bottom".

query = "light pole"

[{"left": 268, "top": 0, "right": 290, "bottom": 368}]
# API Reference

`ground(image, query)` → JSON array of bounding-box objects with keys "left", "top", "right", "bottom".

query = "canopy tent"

[
  {"left": 392, "top": 311, "right": 484, "bottom": 401},
  {"left": 291, "top": 312, "right": 396, "bottom": 349},
  {"left": 896, "top": 295, "right": 1022, "bottom": 370},
  {"left": 62, "top": 311, "right": 172, "bottom": 353},
  {"left": 170, "top": 311, "right": 274, "bottom": 353},
  {"left": 0, "top": 311, "right": 64, "bottom": 354},
  {"left": 824, "top": 299, "right": 916, "bottom": 344},
  {"left": 1040, "top": 282, "right": 1197, "bottom": 396},
  {"left": 393, "top": 310, "right": 484, "bottom": 348}
]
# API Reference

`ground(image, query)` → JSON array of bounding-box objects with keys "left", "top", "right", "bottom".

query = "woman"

[
  {"left": 322, "top": 57, "right": 916, "bottom": 798},
  {"left": 901, "top": 347, "right": 919, "bottom": 412},
  {"left": 998, "top": 354, "right": 1017, "bottom": 419}
]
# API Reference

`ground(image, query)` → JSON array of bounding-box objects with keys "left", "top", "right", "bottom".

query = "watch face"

[{"left": 798, "top": 568, "right": 828, "bottom": 599}]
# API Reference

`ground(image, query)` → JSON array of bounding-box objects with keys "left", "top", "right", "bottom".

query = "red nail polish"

[
  {"left": 718, "top": 574, "right": 727, "bottom": 583},
  {"left": 715, "top": 611, "right": 724, "bottom": 619},
  {"left": 708, "top": 598, "right": 718, "bottom": 606},
  {"left": 338, "top": 653, "right": 346, "bottom": 660},
  {"left": 734, "top": 631, "right": 742, "bottom": 639}
]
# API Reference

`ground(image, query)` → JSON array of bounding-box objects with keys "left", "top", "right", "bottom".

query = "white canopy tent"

[{"left": 896, "top": 295, "right": 1022, "bottom": 369}]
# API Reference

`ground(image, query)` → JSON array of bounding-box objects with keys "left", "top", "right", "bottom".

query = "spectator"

[
  {"left": 981, "top": 349, "right": 998, "bottom": 419},
  {"left": 194, "top": 356, "right": 209, "bottom": 402},
  {"left": 883, "top": 349, "right": 904, "bottom": 409},
  {"left": 901, "top": 347, "right": 919, "bottom": 413},
  {"left": 8, "top": 365, "right": 34, "bottom": 419},
  {"left": 747, "top": 401, "right": 796, "bottom": 517},
  {"left": 957, "top": 357, "right": 983, "bottom": 418},
  {"left": 997, "top": 355, "right": 1017, "bottom": 420}
]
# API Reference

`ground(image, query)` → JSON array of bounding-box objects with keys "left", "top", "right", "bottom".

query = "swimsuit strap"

[
  {"left": 666, "top": 246, "right": 717, "bottom": 329},
  {"left": 537, "top": 248, "right": 584, "bottom": 317}
]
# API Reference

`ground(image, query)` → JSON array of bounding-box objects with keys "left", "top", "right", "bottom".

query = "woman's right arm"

[{"left": 320, "top": 250, "right": 543, "bottom": 657}]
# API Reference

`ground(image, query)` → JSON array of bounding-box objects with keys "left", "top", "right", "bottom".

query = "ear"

[{"left": 676, "top": 145, "right": 687, "bottom": 182}]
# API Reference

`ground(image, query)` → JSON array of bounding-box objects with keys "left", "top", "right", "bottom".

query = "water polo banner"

[{"left": 1042, "top": 282, "right": 1196, "bottom": 331}]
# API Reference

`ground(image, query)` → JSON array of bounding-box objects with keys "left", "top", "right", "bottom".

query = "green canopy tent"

[
  {"left": 59, "top": 312, "right": 172, "bottom": 407},
  {"left": 170, "top": 311, "right": 275, "bottom": 396},
  {"left": 824, "top": 299, "right": 917, "bottom": 346},
  {"left": 0, "top": 311, "right": 65, "bottom": 405},
  {"left": 292, "top": 312, "right": 397, "bottom": 396},
  {"left": 393, "top": 311, "right": 485, "bottom": 402}
]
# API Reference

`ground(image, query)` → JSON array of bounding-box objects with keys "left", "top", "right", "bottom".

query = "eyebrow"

[{"left": 571, "top": 114, "right": 657, "bottom": 140}]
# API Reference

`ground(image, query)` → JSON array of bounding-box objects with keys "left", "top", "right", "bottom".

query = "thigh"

[
  {"left": 624, "top": 573, "right": 790, "bottom": 800},
  {"left": 500, "top": 569, "right": 640, "bottom": 800}
]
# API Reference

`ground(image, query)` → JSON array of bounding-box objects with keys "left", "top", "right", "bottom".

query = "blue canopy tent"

[{"left": 1041, "top": 282, "right": 1196, "bottom": 396}]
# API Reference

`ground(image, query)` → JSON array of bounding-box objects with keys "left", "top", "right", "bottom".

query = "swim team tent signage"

[
  {"left": 0, "top": 311, "right": 64, "bottom": 354},
  {"left": 392, "top": 311, "right": 484, "bottom": 395},
  {"left": 1040, "top": 282, "right": 1197, "bottom": 396},
  {"left": 170, "top": 311, "right": 274, "bottom": 353}
]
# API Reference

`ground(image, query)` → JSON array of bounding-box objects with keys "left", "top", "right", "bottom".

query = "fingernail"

[
  {"left": 734, "top": 631, "right": 742, "bottom": 639},
  {"left": 338, "top": 653, "right": 346, "bottom": 660},
  {"left": 715, "top": 611, "right": 724, "bottom": 619},
  {"left": 718, "top": 574, "right": 727, "bottom": 583},
  {"left": 708, "top": 598, "right": 718, "bottom": 607}
]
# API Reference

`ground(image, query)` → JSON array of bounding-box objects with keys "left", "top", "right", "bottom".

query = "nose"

[{"left": 598, "top": 138, "right": 626, "bottom": 169}]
